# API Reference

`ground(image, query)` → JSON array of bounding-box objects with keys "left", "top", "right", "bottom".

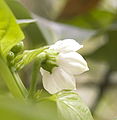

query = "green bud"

[
  {"left": 7, "top": 51, "right": 15, "bottom": 61},
  {"left": 11, "top": 41, "right": 24, "bottom": 54}
]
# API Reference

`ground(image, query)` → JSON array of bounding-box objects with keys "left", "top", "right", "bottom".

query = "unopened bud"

[
  {"left": 7, "top": 51, "right": 15, "bottom": 61},
  {"left": 11, "top": 41, "right": 24, "bottom": 54}
]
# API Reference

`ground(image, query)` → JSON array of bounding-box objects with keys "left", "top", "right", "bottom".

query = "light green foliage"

[
  {"left": 0, "top": 95, "right": 57, "bottom": 120},
  {"left": 56, "top": 90, "right": 94, "bottom": 120},
  {"left": 0, "top": 0, "right": 24, "bottom": 57},
  {"left": 0, "top": 91, "right": 94, "bottom": 120}
]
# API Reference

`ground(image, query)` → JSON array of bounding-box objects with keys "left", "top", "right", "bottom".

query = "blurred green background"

[{"left": 0, "top": 0, "right": 117, "bottom": 120}]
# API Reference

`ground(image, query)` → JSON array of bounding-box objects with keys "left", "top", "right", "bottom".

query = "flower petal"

[
  {"left": 40, "top": 67, "right": 76, "bottom": 94},
  {"left": 57, "top": 52, "right": 89, "bottom": 75},
  {"left": 50, "top": 39, "right": 83, "bottom": 53}
]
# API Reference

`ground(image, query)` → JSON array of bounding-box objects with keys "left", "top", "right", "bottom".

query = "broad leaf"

[
  {"left": 34, "top": 15, "right": 96, "bottom": 44},
  {"left": 0, "top": 95, "right": 57, "bottom": 120},
  {"left": 0, "top": 0, "right": 24, "bottom": 57},
  {"left": 55, "top": 90, "right": 94, "bottom": 120}
]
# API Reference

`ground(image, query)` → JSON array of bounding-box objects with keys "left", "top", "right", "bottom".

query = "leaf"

[
  {"left": 55, "top": 90, "right": 94, "bottom": 120},
  {"left": 0, "top": 0, "right": 24, "bottom": 57},
  {"left": 34, "top": 15, "right": 96, "bottom": 44},
  {"left": 0, "top": 95, "right": 57, "bottom": 120},
  {"left": 6, "top": 0, "right": 97, "bottom": 46},
  {"left": 5, "top": 0, "right": 47, "bottom": 48}
]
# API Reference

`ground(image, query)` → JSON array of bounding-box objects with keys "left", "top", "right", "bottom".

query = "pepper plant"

[{"left": 0, "top": 0, "right": 94, "bottom": 120}]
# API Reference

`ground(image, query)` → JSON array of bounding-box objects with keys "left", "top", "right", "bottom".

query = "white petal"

[
  {"left": 57, "top": 52, "right": 89, "bottom": 75},
  {"left": 40, "top": 67, "right": 76, "bottom": 94},
  {"left": 50, "top": 39, "right": 83, "bottom": 53}
]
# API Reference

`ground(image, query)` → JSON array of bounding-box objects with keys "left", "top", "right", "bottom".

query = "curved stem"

[
  {"left": 28, "top": 59, "right": 41, "bottom": 98},
  {"left": 28, "top": 52, "right": 46, "bottom": 98}
]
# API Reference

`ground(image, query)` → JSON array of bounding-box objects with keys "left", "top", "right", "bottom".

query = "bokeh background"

[{"left": 1, "top": 0, "right": 117, "bottom": 120}]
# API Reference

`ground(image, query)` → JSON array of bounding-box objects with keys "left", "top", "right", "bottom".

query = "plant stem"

[
  {"left": 28, "top": 52, "right": 46, "bottom": 98},
  {"left": 10, "top": 67, "right": 28, "bottom": 98},
  {"left": 0, "top": 56, "right": 24, "bottom": 98},
  {"left": 28, "top": 59, "right": 41, "bottom": 98}
]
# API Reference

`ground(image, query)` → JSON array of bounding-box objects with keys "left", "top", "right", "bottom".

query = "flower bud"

[
  {"left": 7, "top": 51, "right": 15, "bottom": 61},
  {"left": 11, "top": 41, "right": 24, "bottom": 54}
]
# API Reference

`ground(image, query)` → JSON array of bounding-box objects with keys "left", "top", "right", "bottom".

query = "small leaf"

[
  {"left": 55, "top": 90, "right": 94, "bottom": 120},
  {"left": 0, "top": 0, "right": 24, "bottom": 57}
]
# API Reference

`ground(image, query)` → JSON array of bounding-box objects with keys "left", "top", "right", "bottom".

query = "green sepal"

[
  {"left": 41, "top": 49, "right": 59, "bottom": 73},
  {"left": 41, "top": 60, "right": 58, "bottom": 73}
]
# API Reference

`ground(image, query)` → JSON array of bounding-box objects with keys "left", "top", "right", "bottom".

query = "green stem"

[
  {"left": 28, "top": 52, "right": 46, "bottom": 98},
  {"left": 10, "top": 67, "right": 28, "bottom": 98},
  {"left": 28, "top": 59, "right": 41, "bottom": 98},
  {"left": 0, "top": 56, "right": 24, "bottom": 98}
]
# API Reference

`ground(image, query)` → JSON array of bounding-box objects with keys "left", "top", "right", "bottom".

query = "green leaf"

[
  {"left": 0, "top": 95, "right": 57, "bottom": 120},
  {"left": 0, "top": 0, "right": 24, "bottom": 57},
  {"left": 37, "top": 90, "right": 94, "bottom": 120},
  {"left": 55, "top": 90, "right": 94, "bottom": 120},
  {"left": 5, "top": 0, "right": 47, "bottom": 48}
]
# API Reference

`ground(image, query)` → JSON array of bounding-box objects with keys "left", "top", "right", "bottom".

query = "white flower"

[
  {"left": 41, "top": 67, "right": 76, "bottom": 94},
  {"left": 40, "top": 39, "right": 89, "bottom": 94},
  {"left": 50, "top": 39, "right": 83, "bottom": 53}
]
